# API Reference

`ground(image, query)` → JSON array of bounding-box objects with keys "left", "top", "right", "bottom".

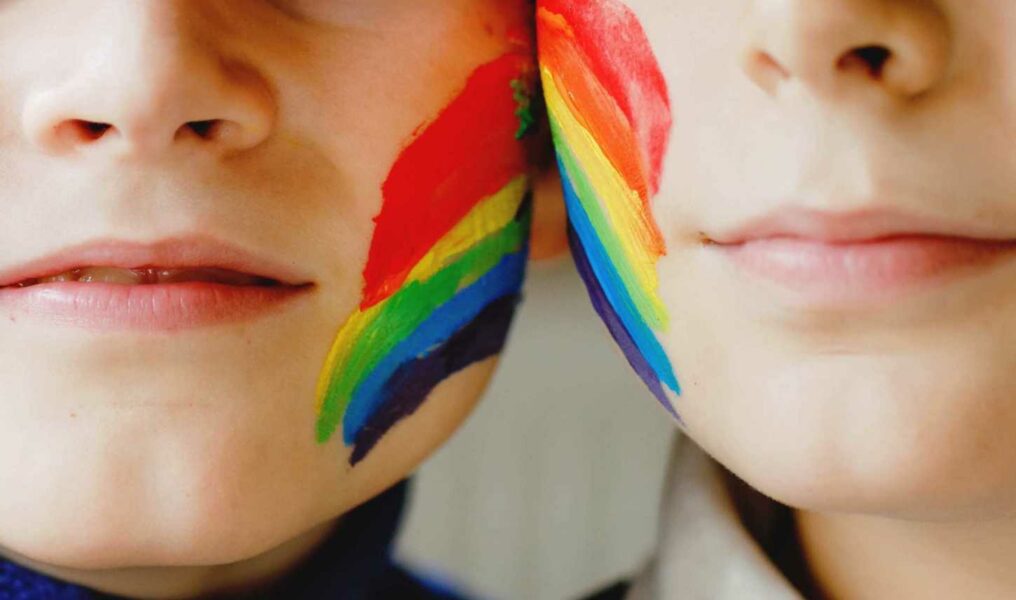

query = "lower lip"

[
  {"left": 0, "top": 282, "right": 311, "bottom": 331},
  {"left": 716, "top": 235, "right": 1016, "bottom": 307}
]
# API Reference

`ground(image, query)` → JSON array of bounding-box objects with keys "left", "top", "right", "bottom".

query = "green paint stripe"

[
  {"left": 315, "top": 217, "right": 527, "bottom": 441},
  {"left": 550, "top": 119, "right": 663, "bottom": 329}
]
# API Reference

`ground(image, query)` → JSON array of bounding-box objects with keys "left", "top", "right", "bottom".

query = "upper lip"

[
  {"left": 705, "top": 207, "right": 1016, "bottom": 245},
  {"left": 0, "top": 236, "right": 315, "bottom": 288}
]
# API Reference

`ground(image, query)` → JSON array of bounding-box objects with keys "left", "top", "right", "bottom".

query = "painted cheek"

[
  {"left": 537, "top": 0, "right": 682, "bottom": 415},
  {"left": 315, "top": 51, "right": 538, "bottom": 466}
]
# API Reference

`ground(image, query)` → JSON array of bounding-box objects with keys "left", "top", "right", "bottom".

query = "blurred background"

[{"left": 396, "top": 258, "right": 675, "bottom": 600}]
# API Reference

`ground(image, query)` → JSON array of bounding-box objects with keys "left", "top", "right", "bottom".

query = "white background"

[{"left": 398, "top": 258, "right": 675, "bottom": 600}]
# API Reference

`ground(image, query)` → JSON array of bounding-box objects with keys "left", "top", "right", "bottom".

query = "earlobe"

[
  {"left": 525, "top": 87, "right": 569, "bottom": 262},
  {"left": 529, "top": 164, "right": 569, "bottom": 261}
]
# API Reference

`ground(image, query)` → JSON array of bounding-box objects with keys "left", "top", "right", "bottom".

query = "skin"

[
  {"left": 546, "top": 1, "right": 1015, "bottom": 597},
  {"left": 0, "top": 1, "right": 546, "bottom": 598}
]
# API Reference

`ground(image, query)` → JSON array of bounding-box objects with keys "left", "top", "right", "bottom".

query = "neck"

[
  {"left": 798, "top": 509, "right": 1016, "bottom": 599},
  {"left": 0, "top": 519, "right": 338, "bottom": 599}
]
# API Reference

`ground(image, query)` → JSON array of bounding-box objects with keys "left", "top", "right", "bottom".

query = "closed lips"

[
  {"left": 704, "top": 208, "right": 1016, "bottom": 307},
  {"left": 6, "top": 266, "right": 285, "bottom": 287},
  {"left": 0, "top": 237, "right": 314, "bottom": 331}
]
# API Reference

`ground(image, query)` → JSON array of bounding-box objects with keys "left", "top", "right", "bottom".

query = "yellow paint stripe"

[
  {"left": 542, "top": 68, "right": 668, "bottom": 327},
  {"left": 405, "top": 175, "right": 528, "bottom": 285},
  {"left": 314, "top": 176, "right": 528, "bottom": 413}
]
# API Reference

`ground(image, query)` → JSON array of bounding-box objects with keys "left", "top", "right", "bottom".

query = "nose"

[
  {"left": 22, "top": 3, "right": 276, "bottom": 160},
  {"left": 740, "top": 0, "right": 952, "bottom": 101}
]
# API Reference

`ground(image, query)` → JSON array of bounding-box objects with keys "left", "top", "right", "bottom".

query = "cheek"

[
  {"left": 657, "top": 244, "right": 1016, "bottom": 517},
  {"left": 538, "top": 0, "right": 681, "bottom": 414},
  {"left": 312, "top": 49, "right": 537, "bottom": 467}
]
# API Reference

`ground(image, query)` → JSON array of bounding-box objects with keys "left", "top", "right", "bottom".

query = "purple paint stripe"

[
  {"left": 568, "top": 224, "right": 678, "bottom": 418},
  {"left": 349, "top": 293, "right": 521, "bottom": 465}
]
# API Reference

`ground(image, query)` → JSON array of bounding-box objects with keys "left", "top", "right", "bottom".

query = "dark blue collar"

[{"left": 1, "top": 481, "right": 418, "bottom": 600}]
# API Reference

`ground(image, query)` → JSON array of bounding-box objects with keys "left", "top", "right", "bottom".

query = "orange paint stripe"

[{"left": 538, "top": 8, "right": 665, "bottom": 254}]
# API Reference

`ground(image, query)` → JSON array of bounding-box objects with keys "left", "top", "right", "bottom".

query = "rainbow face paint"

[
  {"left": 316, "top": 51, "right": 535, "bottom": 465},
  {"left": 537, "top": 0, "right": 681, "bottom": 414}
]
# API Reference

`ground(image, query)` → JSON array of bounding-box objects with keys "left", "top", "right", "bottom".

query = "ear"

[
  {"left": 529, "top": 163, "right": 569, "bottom": 260},
  {"left": 524, "top": 79, "right": 568, "bottom": 261}
]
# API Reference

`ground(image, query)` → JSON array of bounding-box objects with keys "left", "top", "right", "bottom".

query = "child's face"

[
  {"left": 541, "top": 0, "right": 1016, "bottom": 516},
  {"left": 0, "top": 0, "right": 534, "bottom": 570}
]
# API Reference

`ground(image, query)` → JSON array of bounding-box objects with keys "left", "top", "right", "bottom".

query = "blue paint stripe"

[
  {"left": 568, "top": 222, "right": 677, "bottom": 415},
  {"left": 558, "top": 154, "right": 680, "bottom": 395},
  {"left": 343, "top": 251, "right": 527, "bottom": 443}
]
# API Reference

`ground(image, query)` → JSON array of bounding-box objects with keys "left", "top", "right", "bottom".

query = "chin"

[
  {"left": 0, "top": 357, "right": 494, "bottom": 572},
  {"left": 0, "top": 510, "right": 300, "bottom": 573},
  {"left": 680, "top": 342, "right": 1016, "bottom": 521},
  {"left": 0, "top": 425, "right": 329, "bottom": 571},
  {"left": 0, "top": 395, "right": 336, "bottom": 571}
]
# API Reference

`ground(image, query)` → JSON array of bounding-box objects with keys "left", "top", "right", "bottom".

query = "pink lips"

[
  {"left": 0, "top": 237, "right": 314, "bottom": 331},
  {"left": 708, "top": 209, "right": 1016, "bottom": 307}
]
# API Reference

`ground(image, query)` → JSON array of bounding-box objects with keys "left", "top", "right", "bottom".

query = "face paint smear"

[
  {"left": 316, "top": 51, "right": 535, "bottom": 466},
  {"left": 537, "top": 0, "right": 681, "bottom": 414}
]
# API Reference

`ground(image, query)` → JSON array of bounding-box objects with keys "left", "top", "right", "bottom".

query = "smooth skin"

[
  {"left": 576, "top": 1, "right": 1015, "bottom": 598},
  {"left": 0, "top": 1, "right": 552, "bottom": 598}
]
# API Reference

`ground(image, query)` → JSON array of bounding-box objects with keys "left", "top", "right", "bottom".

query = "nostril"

[
  {"left": 182, "top": 119, "right": 221, "bottom": 140},
  {"left": 837, "top": 45, "right": 892, "bottom": 79},
  {"left": 67, "top": 119, "right": 115, "bottom": 141}
]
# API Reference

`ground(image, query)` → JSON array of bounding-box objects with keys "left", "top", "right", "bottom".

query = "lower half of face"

[
  {"left": 659, "top": 246, "right": 1016, "bottom": 518},
  {"left": 0, "top": 0, "right": 536, "bottom": 568},
  {"left": 0, "top": 309, "right": 505, "bottom": 568},
  {"left": 540, "top": 0, "right": 1016, "bottom": 518}
]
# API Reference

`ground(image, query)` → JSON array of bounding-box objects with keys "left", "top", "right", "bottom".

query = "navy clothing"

[
  {"left": 581, "top": 581, "right": 630, "bottom": 600},
  {"left": 1, "top": 481, "right": 465, "bottom": 600}
]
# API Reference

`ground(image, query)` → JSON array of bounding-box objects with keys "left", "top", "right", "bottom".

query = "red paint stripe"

[
  {"left": 539, "top": 13, "right": 647, "bottom": 202},
  {"left": 539, "top": 16, "right": 665, "bottom": 254},
  {"left": 538, "top": 0, "right": 671, "bottom": 193},
  {"left": 362, "top": 52, "right": 532, "bottom": 309}
]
